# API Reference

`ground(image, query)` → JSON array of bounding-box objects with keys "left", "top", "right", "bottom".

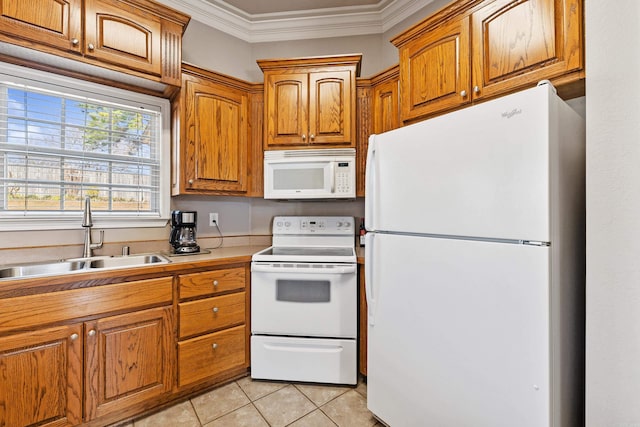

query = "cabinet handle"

[
  {"left": 88, "top": 43, "right": 95, "bottom": 51},
  {"left": 188, "top": 179, "right": 194, "bottom": 185},
  {"left": 302, "top": 134, "right": 306, "bottom": 141},
  {"left": 310, "top": 134, "right": 315, "bottom": 141},
  {"left": 212, "top": 343, "right": 218, "bottom": 350},
  {"left": 213, "top": 280, "right": 219, "bottom": 287},
  {"left": 88, "top": 329, "right": 96, "bottom": 337},
  {"left": 70, "top": 333, "right": 79, "bottom": 341},
  {"left": 460, "top": 90, "right": 467, "bottom": 97},
  {"left": 212, "top": 307, "right": 219, "bottom": 313},
  {"left": 71, "top": 38, "right": 79, "bottom": 46},
  {"left": 473, "top": 86, "right": 480, "bottom": 94}
]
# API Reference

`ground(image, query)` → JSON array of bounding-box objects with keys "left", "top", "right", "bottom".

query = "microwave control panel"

[{"left": 335, "top": 161, "right": 354, "bottom": 194}]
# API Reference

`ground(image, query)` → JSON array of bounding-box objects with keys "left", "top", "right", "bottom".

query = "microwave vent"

[{"left": 264, "top": 149, "right": 355, "bottom": 159}]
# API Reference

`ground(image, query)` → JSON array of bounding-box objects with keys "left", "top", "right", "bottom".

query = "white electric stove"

[{"left": 251, "top": 216, "right": 358, "bottom": 385}]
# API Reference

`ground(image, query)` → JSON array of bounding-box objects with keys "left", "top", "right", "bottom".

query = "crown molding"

[{"left": 155, "top": 0, "right": 434, "bottom": 42}]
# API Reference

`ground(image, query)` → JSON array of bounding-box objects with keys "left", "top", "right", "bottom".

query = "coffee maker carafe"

[{"left": 170, "top": 210, "right": 200, "bottom": 254}]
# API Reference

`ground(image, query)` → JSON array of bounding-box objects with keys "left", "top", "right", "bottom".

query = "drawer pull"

[
  {"left": 213, "top": 280, "right": 219, "bottom": 287},
  {"left": 88, "top": 329, "right": 96, "bottom": 337},
  {"left": 70, "top": 333, "right": 79, "bottom": 341},
  {"left": 212, "top": 307, "right": 219, "bottom": 313},
  {"left": 212, "top": 343, "right": 218, "bottom": 350}
]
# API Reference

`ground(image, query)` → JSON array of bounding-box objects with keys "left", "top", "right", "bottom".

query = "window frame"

[{"left": 0, "top": 62, "right": 171, "bottom": 231}]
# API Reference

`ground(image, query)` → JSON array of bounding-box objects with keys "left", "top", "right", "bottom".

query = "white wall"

[
  {"left": 182, "top": 20, "right": 255, "bottom": 81},
  {"left": 585, "top": 1, "right": 640, "bottom": 425}
]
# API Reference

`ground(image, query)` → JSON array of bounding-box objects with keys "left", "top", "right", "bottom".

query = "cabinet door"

[
  {"left": 84, "top": 0, "right": 162, "bottom": 76},
  {"left": 183, "top": 76, "right": 249, "bottom": 192},
  {"left": 471, "top": 0, "right": 583, "bottom": 99},
  {"left": 264, "top": 73, "right": 309, "bottom": 148},
  {"left": 0, "top": 0, "right": 82, "bottom": 53},
  {"left": 399, "top": 16, "right": 471, "bottom": 122},
  {"left": 84, "top": 306, "right": 174, "bottom": 421},
  {"left": 0, "top": 324, "right": 83, "bottom": 427},
  {"left": 372, "top": 78, "right": 399, "bottom": 135},
  {"left": 308, "top": 70, "right": 353, "bottom": 146}
]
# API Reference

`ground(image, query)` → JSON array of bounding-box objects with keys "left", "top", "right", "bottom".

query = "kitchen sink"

[
  {"left": 87, "top": 254, "right": 170, "bottom": 269},
  {"left": 0, "top": 260, "right": 88, "bottom": 279},
  {"left": 0, "top": 253, "right": 170, "bottom": 280}
]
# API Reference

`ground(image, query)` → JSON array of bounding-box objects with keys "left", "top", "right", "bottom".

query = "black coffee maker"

[{"left": 170, "top": 210, "right": 200, "bottom": 254}]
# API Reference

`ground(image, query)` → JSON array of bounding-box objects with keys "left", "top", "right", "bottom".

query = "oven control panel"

[{"left": 272, "top": 216, "right": 354, "bottom": 235}]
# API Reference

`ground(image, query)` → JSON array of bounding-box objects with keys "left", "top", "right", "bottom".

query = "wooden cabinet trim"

[{"left": 257, "top": 54, "right": 363, "bottom": 74}]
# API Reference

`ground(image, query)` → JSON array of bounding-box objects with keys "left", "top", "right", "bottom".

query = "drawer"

[
  {"left": 0, "top": 277, "right": 173, "bottom": 333},
  {"left": 179, "top": 292, "right": 246, "bottom": 338},
  {"left": 179, "top": 267, "right": 246, "bottom": 299},
  {"left": 177, "top": 325, "right": 246, "bottom": 387}
]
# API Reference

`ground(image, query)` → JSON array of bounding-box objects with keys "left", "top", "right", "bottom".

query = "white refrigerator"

[{"left": 364, "top": 83, "right": 585, "bottom": 427}]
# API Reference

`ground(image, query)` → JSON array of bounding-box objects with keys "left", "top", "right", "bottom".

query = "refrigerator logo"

[{"left": 501, "top": 108, "right": 522, "bottom": 119}]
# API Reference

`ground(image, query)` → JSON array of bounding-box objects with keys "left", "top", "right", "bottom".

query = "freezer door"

[
  {"left": 366, "top": 84, "right": 573, "bottom": 242},
  {"left": 367, "top": 233, "right": 551, "bottom": 427}
]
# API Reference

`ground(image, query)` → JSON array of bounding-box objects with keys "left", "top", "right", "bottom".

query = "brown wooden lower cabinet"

[
  {"left": 0, "top": 323, "right": 84, "bottom": 427},
  {"left": 0, "top": 262, "right": 253, "bottom": 426},
  {"left": 84, "top": 306, "right": 175, "bottom": 421},
  {"left": 176, "top": 265, "right": 250, "bottom": 390}
]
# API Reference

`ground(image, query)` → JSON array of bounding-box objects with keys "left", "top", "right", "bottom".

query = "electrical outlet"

[{"left": 209, "top": 212, "right": 219, "bottom": 226}]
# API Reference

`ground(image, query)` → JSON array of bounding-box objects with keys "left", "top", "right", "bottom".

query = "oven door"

[{"left": 251, "top": 262, "right": 357, "bottom": 338}]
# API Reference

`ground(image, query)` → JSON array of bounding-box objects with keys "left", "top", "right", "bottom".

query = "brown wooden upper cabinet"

[
  {"left": 173, "top": 65, "right": 250, "bottom": 195},
  {"left": 0, "top": 0, "right": 189, "bottom": 89},
  {"left": 258, "top": 54, "right": 362, "bottom": 149},
  {"left": 392, "top": 0, "right": 583, "bottom": 123}
]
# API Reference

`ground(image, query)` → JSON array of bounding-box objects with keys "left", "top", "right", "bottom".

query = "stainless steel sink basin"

[
  {"left": 0, "top": 253, "right": 170, "bottom": 280},
  {"left": 87, "top": 254, "right": 170, "bottom": 269},
  {"left": 0, "top": 260, "right": 87, "bottom": 279}
]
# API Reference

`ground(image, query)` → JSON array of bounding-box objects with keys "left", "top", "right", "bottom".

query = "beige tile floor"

[{"left": 119, "top": 376, "right": 383, "bottom": 427}]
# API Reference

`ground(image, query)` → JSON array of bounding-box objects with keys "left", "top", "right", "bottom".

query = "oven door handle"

[{"left": 251, "top": 263, "right": 357, "bottom": 274}]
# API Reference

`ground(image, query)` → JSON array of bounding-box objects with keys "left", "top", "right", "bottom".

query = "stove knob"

[
  {"left": 276, "top": 221, "right": 283, "bottom": 228},
  {"left": 336, "top": 221, "right": 343, "bottom": 227},
  {"left": 285, "top": 221, "right": 291, "bottom": 227},
  {"left": 344, "top": 222, "right": 351, "bottom": 228}
]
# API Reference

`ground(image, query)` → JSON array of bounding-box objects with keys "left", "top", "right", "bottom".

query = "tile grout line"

[
  {"left": 235, "top": 379, "right": 273, "bottom": 426},
  {"left": 187, "top": 395, "right": 205, "bottom": 426}
]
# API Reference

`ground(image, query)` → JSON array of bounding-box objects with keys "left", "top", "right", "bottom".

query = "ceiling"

[{"left": 157, "top": 0, "right": 435, "bottom": 42}]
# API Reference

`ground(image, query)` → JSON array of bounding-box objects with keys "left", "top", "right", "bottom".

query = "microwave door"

[{"left": 266, "top": 161, "right": 332, "bottom": 199}]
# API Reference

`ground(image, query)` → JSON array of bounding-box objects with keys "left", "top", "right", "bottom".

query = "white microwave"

[{"left": 264, "top": 149, "right": 356, "bottom": 200}]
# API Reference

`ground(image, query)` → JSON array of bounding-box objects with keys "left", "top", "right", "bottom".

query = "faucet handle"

[{"left": 90, "top": 230, "right": 104, "bottom": 250}]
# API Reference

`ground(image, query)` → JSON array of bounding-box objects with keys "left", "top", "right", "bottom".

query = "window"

[{"left": 0, "top": 63, "right": 170, "bottom": 230}]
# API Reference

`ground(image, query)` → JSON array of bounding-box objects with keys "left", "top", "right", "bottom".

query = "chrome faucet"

[{"left": 82, "top": 196, "right": 103, "bottom": 258}]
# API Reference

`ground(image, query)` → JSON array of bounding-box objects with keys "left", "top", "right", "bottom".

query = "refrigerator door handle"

[
  {"left": 365, "top": 136, "right": 377, "bottom": 231},
  {"left": 364, "top": 232, "right": 376, "bottom": 326}
]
